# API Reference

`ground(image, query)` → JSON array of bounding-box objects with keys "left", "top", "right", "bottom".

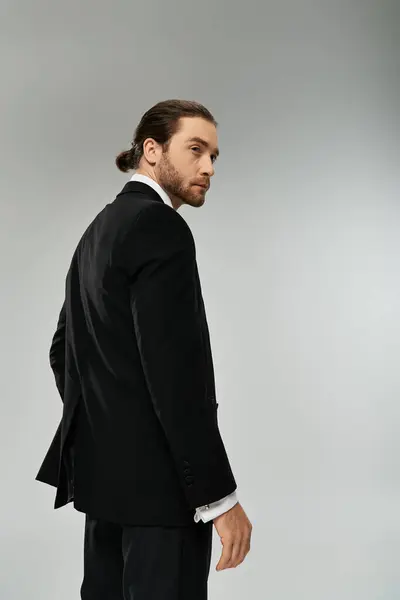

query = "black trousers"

[{"left": 80, "top": 514, "right": 213, "bottom": 600}]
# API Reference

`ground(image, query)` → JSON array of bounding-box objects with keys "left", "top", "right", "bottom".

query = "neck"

[
  {"left": 134, "top": 167, "right": 157, "bottom": 181},
  {"left": 134, "top": 169, "right": 183, "bottom": 211}
]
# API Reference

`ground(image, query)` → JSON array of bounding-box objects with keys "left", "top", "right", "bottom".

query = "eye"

[{"left": 191, "top": 147, "right": 217, "bottom": 164}]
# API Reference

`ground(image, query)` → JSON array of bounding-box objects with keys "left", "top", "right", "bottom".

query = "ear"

[{"left": 142, "top": 138, "right": 162, "bottom": 166}]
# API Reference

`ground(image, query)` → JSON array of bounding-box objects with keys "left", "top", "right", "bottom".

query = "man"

[{"left": 36, "top": 99, "right": 252, "bottom": 599}]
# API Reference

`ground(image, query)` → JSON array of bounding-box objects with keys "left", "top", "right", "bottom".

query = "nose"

[{"left": 200, "top": 156, "right": 215, "bottom": 177}]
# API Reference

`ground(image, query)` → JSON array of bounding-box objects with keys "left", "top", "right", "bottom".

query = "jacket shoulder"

[{"left": 116, "top": 201, "right": 196, "bottom": 280}]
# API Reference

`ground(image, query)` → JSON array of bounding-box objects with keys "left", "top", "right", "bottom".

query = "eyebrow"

[{"left": 187, "top": 136, "right": 220, "bottom": 158}]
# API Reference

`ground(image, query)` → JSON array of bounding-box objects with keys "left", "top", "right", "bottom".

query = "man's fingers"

[
  {"left": 236, "top": 536, "right": 251, "bottom": 567},
  {"left": 217, "top": 529, "right": 252, "bottom": 570},
  {"left": 229, "top": 538, "right": 242, "bottom": 568},
  {"left": 228, "top": 533, "right": 250, "bottom": 568},
  {"left": 216, "top": 537, "right": 234, "bottom": 571}
]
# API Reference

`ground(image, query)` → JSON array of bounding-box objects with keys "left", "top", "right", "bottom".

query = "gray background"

[{"left": 1, "top": 0, "right": 399, "bottom": 598}]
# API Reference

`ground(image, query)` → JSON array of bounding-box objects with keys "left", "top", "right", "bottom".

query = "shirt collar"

[{"left": 129, "top": 173, "right": 174, "bottom": 210}]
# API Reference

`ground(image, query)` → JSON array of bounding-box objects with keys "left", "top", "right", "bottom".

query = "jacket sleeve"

[
  {"left": 123, "top": 202, "right": 237, "bottom": 509},
  {"left": 49, "top": 301, "right": 66, "bottom": 402}
]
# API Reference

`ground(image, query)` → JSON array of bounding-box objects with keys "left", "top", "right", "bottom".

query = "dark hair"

[{"left": 115, "top": 99, "right": 217, "bottom": 173}]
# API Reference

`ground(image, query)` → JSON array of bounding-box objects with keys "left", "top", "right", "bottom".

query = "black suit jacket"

[{"left": 35, "top": 181, "right": 237, "bottom": 526}]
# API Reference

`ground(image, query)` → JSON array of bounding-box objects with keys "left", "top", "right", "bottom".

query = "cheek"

[{"left": 178, "top": 162, "right": 193, "bottom": 183}]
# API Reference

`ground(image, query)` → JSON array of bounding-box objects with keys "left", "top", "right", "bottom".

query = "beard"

[{"left": 156, "top": 152, "right": 205, "bottom": 207}]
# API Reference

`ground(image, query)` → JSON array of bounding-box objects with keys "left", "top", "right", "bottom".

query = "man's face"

[{"left": 156, "top": 117, "right": 219, "bottom": 208}]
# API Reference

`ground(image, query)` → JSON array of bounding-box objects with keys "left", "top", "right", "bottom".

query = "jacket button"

[{"left": 185, "top": 475, "right": 194, "bottom": 485}]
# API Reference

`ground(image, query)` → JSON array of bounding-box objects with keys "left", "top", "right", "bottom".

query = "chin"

[
  {"left": 194, "top": 189, "right": 206, "bottom": 205},
  {"left": 192, "top": 196, "right": 205, "bottom": 207},
  {"left": 183, "top": 193, "right": 205, "bottom": 207}
]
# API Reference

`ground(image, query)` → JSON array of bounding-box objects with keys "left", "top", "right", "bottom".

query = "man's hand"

[{"left": 213, "top": 502, "right": 252, "bottom": 570}]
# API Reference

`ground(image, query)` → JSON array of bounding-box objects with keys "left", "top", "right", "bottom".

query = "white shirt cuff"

[{"left": 194, "top": 490, "right": 238, "bottom": 523}]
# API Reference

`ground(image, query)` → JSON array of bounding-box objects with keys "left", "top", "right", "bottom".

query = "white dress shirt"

[{"left": 129, "top": 173, "right": 238, "bottom": 523}]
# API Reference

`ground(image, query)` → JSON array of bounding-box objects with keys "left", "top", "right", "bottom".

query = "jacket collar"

[{"left": 115, "top": 180, "right": 165, "bottom": 206}]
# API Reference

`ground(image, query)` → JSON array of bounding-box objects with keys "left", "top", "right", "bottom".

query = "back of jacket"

[{"left": 36, "top": 181, "right": 237, "bottom": 526}]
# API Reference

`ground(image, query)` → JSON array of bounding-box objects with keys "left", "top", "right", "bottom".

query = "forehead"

[{"left": 175, "top": 116, "right": 219, "bottom": 154}]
